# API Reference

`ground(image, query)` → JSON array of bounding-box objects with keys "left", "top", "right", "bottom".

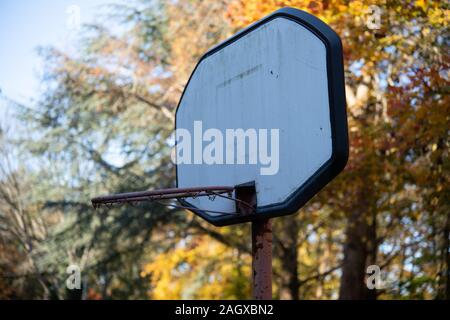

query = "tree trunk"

[
  {"left": 365, "top": 207, "right": 378, "bottom": 300},
  {"left": 339, "top": 197, "right": 372, "bottom": 300},
  {"left": 275, "top": 216, "right": 300, "bottom": 300},
  {"left": 438, "top": 211, "right": 450, "bottom": 299},
  {"left": 285, "top": 243, "right": 300, "bottom": 300}
]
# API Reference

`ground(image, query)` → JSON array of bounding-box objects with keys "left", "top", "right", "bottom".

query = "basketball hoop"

[
  {"left": 90, "top": 7, "right": 348, "bottom": 301},
  {"left": 91, "top": 185, "right": 256, "bottom": 216}
]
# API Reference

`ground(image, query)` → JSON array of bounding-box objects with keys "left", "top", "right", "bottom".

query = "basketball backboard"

[{"left": 174, "top": 7, "right": 348, "bottom": 226}]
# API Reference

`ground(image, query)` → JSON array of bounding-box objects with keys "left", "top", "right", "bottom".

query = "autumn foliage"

[{"left": 0, "top": 0, "right": 448, "bottom": 299}]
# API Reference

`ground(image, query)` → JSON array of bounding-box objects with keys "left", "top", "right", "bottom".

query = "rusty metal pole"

[
  {"left": 252, "top": 218, "right": 272, "bottom": 300},
  {"left": 234, "top": 181, "right": 271, "bottom": 299}
]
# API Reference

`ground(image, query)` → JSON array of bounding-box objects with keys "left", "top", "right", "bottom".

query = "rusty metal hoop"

[{"left": 91, "top": 186, "right": 255, "bottom": 215}]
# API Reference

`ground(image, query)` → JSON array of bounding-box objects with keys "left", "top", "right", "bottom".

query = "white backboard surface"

[{"left": 176, "top": 16, "right": 332, "bottom": 216}]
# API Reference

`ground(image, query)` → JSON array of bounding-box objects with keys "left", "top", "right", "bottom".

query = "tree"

[
  {"left": 227, "top": 0, "right": 449, "bottom": 299},
  {"left": 15, "top": 0, "right": 249, "bottom": 299},
  {"left": 5, "top": 0, "right": 448, "bottom": 299},
  {"left": 0, "top": 114, "right": 59, "bottom": 298}
]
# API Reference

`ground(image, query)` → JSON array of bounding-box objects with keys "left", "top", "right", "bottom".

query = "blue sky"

[{"left": 0, "top": 0, "right": 114, "bottom": 105}]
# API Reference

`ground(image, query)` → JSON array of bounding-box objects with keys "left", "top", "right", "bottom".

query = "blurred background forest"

[{"left": 0, "top": 0, "right": 448, "bottom": 299}]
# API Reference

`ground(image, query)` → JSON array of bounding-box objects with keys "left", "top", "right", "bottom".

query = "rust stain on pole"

[{"left": 252, "top": 218, "right": 272, "bottom": 300}]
